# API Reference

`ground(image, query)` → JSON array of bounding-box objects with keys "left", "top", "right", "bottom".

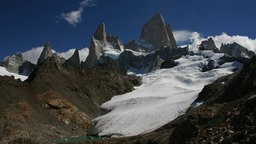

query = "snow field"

[
  {"left": 93, "top": 51, "right": 241, "bottom": 137},
  {"left": 0, "top": 66, "right": 28, "bottom": 81}
]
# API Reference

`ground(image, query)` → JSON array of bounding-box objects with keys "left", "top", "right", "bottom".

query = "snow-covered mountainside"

[
  {"left": 0, "top": 66, "right": 28, "bottom": 81},
  {"left": 93, "top": 50, "right": 242, "bottom": 137}
]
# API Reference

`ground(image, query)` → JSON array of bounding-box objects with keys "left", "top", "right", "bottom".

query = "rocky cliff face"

[
  {"left": 0, "top": 54, "right": 25, "bottom": 73},
  {"left": 84, "top": 23, "right": 110, "bottom": 68},
  {"left": 165, "top": 24, "right": 178, "bottom": 49},
  {"left": 125, "top": 40, "right": 155, "bottom": 53},
  {"left": 94, "top": 23, "right": 107, "bottom": 47},
  {"left": 84, "top": 37, "right": 104, "bottom": 68},
  {"left": 121, "top": 13, "right": 186, "bottom": 72},
  {"left": 140, "top": 13, "right": 177, "bottom": 50},
  {"left": 37, "top": 42, "right": 53, "bottom": 65},
  {"left": 118, "top": 50, "right": 159, "bottom": 73},
  {"left": 220, "top": 42, "right": 255, "bottom": 58},
  {"left": 0, "top": 53, "right": 35, "bottom": 75}
]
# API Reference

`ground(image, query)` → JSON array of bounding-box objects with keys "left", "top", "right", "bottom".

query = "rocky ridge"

[
  {"left": 220, "top": 42, "right": 255, "bottom": 58},
  {"left": 0, "top": 54, "right": 141, "bottom": 143},
  {"left": 199, "top": 37, "right": 219, "bottom": 52}
]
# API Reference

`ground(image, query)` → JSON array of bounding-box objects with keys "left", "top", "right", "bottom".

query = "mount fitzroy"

[{"left": 0, "top": 13, "right": 256, "bottom": 143}]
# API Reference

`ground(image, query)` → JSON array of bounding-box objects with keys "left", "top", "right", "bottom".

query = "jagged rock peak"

[
  {"left": 140, "top": 13, "right": 177, "bottom": 49},
  {"left": 37, "top": 41, "right": 53, "bottom": 65},
  {"left": 106, "top": 33, "right": 124, "bottom": 51},
  {"left": 94, "top": 22, "right": 107, "bottom": 47},
  {"left": 67, "top": 49, "right": 80, "bottom": 66},
  {"left": 220, "top": 42, "right": 255, "bottom": 58},
  {"left": 199, "top": 37, "right": 219, "bottom": 52},
  {"left": 84, "top": 37, "right": 103, "bottom": 68}
]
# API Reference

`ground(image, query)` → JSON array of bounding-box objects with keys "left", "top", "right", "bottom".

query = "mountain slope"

[{"left": 0, "top": 56, "right": 141, "bottom": 143}]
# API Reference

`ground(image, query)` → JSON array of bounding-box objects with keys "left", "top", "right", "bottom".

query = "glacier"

[{"left": 92, "top": 50, "right": 242, "bottom": 137}]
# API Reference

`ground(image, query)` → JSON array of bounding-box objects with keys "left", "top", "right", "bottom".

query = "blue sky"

[{"left": 0, "top": 0, "right": 256, "bottom": 60}]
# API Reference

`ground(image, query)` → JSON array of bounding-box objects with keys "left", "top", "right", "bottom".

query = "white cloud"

[
  {"left": 78, "top": 48, "right": 89, "bottom": 62},
  {"left": 60, "top": 0, "right": 96, "bottom": 26},
  {"left": 58, "top": 49, "right": 76, "bottom": 59},
  {"left": 22, "top": 47, "right": 44, "bottom": 64},
  {"left": 22, "top": 47, "right": 56, "bottom": 64},
  {"left": 211, "top": 33, "right": 256, "bottom": 52},
  {"left": 189, "top": 32, "right": 206, "bottom": 50},
  {"left": 173, "top": 30, "right": 192, "bottom": 42},
  {"left": 174, "top": 30, "right": 256, "bottom": 52},
  {"left": 57, "top": 48, "right": 89, "bottom": 62},
  {"left": 61, "top": 9, "right": 83, "bottom": 26}
]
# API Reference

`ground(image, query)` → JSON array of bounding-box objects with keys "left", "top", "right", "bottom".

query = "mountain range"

[{"left": 0, "top": 13, "right": 256, "bottom": 143}]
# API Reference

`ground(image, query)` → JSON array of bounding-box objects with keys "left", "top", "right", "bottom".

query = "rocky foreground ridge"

[{"left": 0, "top": 13, "right": 256, "bottom": 143}]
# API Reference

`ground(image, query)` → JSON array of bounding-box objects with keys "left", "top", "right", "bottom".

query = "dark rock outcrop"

[
  {"left": 199, "top": 37, "right": 219, "bottom": 52},
  {"left": 118, "top": 50, "right": 159, "bottom": 73},
  {"left": 158, "top": 46, "right": 188, "bottom": 60},
  {"left": 52, "top": 53, "right": 65, "bottom": 64},
  {"left": 125, "top": 40, "right": 155, "bottom": 53},
  {"left": 37, "top": 42, "right": 53, "bottom": 65},
  {"left": 219, "top": 54, "right": 251, "bottom": 66},
  {"left": 18, "top": 61, "right": 36, "bottom": 75},
  {"left": 197, "top": 56, "right": 256, "bottom": 103},
  {"left": 220, "top": 42, "right": 255, "bottom": 58},
  {"left": 140, "top": 13, "right": 177, "bottom": 50},
  {"left": 202, "top": 59, "right": 217, "bottom": 72},
  {"left": 160, "top": 58, "right": 177, "bottom": 69}
]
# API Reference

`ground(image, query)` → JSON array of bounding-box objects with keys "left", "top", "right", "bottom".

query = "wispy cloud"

[
  {"left": 59, "top": 0, "right": 97, "bottom": 26},
  {"left": 173, "top": 30, "right": 192, "bottom": 42}
]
